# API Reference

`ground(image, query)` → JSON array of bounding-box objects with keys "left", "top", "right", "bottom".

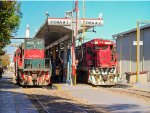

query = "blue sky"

[{"left": 8, "top": 1, "right": 150, "bottom": 61}]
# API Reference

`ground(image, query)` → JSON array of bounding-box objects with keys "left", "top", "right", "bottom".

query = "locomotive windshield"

[
  {"left": 25, "top": 39, "right": 44, "bottom": 50},
  {"left": 87, "top": 47, "right": 96, "bottom": 57},
  {"left": 87, "top": 47, "right": 92, "bottom": 54},
  {"left": 93, "top": 45, "right": 108, "bottom": 50}
]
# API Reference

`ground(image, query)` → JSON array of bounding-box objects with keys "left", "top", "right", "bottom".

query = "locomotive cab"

[
  {"left": 14, "top": 38, "right": 51, "bottom": 86},
  {"left": 77, "top": 38, "right": 119, "bottom": 85}
]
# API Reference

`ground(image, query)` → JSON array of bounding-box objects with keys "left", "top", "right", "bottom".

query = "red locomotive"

[
  {"left": 14, "top": 38, "right": 51, "bottom": 85},
  {"left": 76, "top": 38, "right": 119, "bottom": 85}
]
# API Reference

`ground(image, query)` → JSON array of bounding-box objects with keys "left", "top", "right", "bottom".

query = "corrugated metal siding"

[
  {"left": 143, "top": 28, "right": 150, "bottom": 81},
  {"left": 116, "top": 27, "right": 150, "bottom": 81}
]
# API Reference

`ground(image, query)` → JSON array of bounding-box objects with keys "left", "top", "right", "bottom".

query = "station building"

[{"left": 113, "top": 24, "right": 150, "bottom": 83}]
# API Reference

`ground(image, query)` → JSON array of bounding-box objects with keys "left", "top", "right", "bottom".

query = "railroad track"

[
  {"left": 42, "top": 86, "right": 88, "bottom": 113},
  {"left": 25, "top": 87, "right": 50, "bottom": 113},
  {"left": 24, "top": 86, "right": 89, "bottom": 113}
]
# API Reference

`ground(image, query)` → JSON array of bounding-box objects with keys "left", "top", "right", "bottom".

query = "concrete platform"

[
  {"left": 52, "top": 83, "right": 92, "bottom": 90},
  {"left": 132, "top": 82, "right": 150, "bottom": 92},
  {"left": 52, "top": 83, "right": 150, "bottom": 113},
  {"left": 0, "top": 71, "right": 38, "bottom": 113},
  {"left": 52, "top": 82, "right": 150, "bottom": 92}
]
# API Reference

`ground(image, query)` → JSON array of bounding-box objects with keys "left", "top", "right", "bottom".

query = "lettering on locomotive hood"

[
  {"left": 104, "top": 42, "right": 112, "bottom": 44},
  {"left": 26, "top": 41, "right": 34, "bottom": 44}
]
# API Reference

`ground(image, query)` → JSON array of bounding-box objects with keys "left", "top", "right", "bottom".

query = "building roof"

[
  {"left": 34, "top": 18, "right": 92, "bottom": 47},
  {"left": 33, "top": 19, "right": 72, "bottom": 47},
  {"left": 112, "top": 23, "right": 150, "bottom": 38}
]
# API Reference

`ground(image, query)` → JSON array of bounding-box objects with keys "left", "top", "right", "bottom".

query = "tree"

[
  {"left": 0, "top": 1, "right": 22, "bottom": 55},
  {"left": 0, "top": 54, "right": 10, "bottom": 67}
]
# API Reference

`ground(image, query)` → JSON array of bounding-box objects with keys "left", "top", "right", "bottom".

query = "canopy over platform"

[
  {"left": 34, "top": 17, "right": 103, "bottom": 48},
  {"left": 34, "top": 20, "right": 72, "bottom": 47}
]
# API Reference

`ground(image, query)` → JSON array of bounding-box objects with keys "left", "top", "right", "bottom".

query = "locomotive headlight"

[
  {"left": 95, "top": 68, "right": 99, "bottom": 73},
  {"left": 90, "top": 67, "right": 94, "bottom": 74},
  {"left": 90, "top": 69, "right": 93, "bottom": 73},
  {"left": 110, "top": 68, "right": 114, "bottom": 73}
]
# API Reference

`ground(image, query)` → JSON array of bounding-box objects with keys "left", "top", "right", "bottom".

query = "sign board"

[
  {"left": 65, "top": 11, "right": 72, "bottom": 18},
  {"left": 48, "top": 18, "right": 103, "bottom": 26},
  {"left": 81, "top": 19, "right": 103, "bottom": 26},
  {"left": 133, "top": 41, "right": 143, "bottom": 45},
  {"left": 48, "top": 18, "right": 71, "bottom": 26}
]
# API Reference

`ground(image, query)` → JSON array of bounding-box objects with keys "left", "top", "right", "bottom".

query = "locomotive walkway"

[{"left": 0, "top": 71, "right": 38, "bottom": 113}]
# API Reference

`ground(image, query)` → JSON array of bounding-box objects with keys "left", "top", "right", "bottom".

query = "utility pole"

[
  {"left": 136, "top": 21, "right": 140, "bottom": 83},
  {"left": 136, "top": 20, "right": 150, "bottom": 83},
  {"left": 71, "top": 0, "right": 78, "bottom": 85}
]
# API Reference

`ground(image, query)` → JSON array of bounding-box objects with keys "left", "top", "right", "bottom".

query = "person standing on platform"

[{"left": 55, "top": 66, "right": 60, "bottom": 83}]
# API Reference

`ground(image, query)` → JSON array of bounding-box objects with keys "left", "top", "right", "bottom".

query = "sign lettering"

[
  {"left": 48, "top": 18, "right": 103, "bottom": 26},
  {"left": 48, "top": 19, "right": 71, "bottom": 26}
]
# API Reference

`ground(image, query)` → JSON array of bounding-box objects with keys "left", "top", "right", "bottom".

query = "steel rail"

[{"left": 26, "top": 87, "right": 50, "bottom": 113}]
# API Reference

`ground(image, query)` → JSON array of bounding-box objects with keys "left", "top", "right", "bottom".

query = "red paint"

[
  {"left": 21, "top": 72, "right": 25, "bottom": 80},
  {"left": 77, "top": 38, "right": 118, "bottom": 68},
  {"left": 13, "top": 38, "right": 51, "bottom": 86},
  {"left": 27, "top": 76, "right": 32, "bottom": 83},
  {"left": 24, "top": 49, "right": 44, "bottom": 59},
  {"left": 13, "top": 48, "right": 23, "bottom": 67}
]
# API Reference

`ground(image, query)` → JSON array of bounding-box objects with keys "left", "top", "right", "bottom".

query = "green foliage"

[
  {"left": 0, "top": 1, "right": 22, "bottom": 53},
  {"left": 0, "top": 49, "right": 6, "bottom": 55},
  {"left": 0, "top": 54, "right": 10, "bottom": 67}
]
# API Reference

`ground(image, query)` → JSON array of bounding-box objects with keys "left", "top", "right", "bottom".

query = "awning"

[
  {"left": 34, "top": 20, "right": 72, "bottom": 47},
  {"left": 34, "top": 17, "right": 103, "bottom": 47}
]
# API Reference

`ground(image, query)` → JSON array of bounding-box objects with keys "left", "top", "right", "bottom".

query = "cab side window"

[{"left": 87, "top": 47, "right": 92, "bottom": 54}]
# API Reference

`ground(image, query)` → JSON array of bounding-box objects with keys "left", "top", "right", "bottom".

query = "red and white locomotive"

[
  {"left": 14, "top": 38, "right": 51, "bottom": 86},
  {"left": 76, "top": 38, "right": 119, "bottom": 85}
]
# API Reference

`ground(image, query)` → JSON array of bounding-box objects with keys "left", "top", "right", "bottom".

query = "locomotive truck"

[
  {"left": 76, "top": 38, "right": 119, "bottom": 85},
  {"left": 14, "top": 38, "right": 51, "bottom": 85}
]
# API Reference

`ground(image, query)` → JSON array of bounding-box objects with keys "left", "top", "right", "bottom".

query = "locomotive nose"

[{"left": 98, "top": 51, "right": 111, "bottom": 67}]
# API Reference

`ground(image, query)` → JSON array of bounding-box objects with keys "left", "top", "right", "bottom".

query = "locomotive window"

[
  {"left": 101, "top": 46, "right": 108, "bottom": 50},
  {"left": 93, "top": 46, "right": 108, "bottom": 50},
  {"left": 35, "top": 41, "right": 44, "bottom": 50},
  {"left": 26, "top": 41, "right": 34, "bottom": 49},
  {"left": 87, "top": 47, "right": 92, "bottom": 54},
  {"left": 25, "top": 40, "right": 44, "bottom": 50},
  {"left": 110, "top": 45, "right": 116, "bottom": 54},
  {"left": 94, "top": 46, "right": 101, "bottom": 50}
]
